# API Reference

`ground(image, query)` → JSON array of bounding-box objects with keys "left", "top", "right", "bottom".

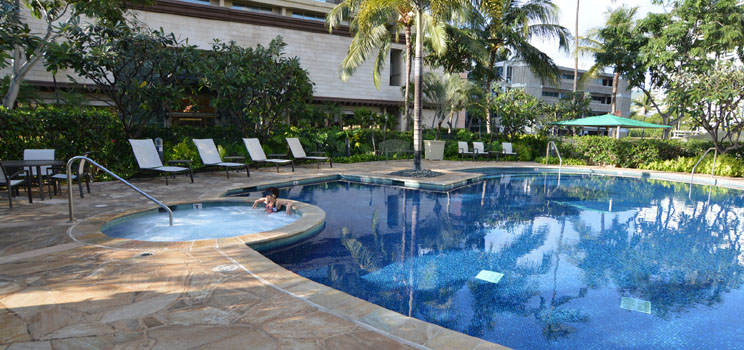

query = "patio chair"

[
  {"left": 472, "top": 142, "right": 489, "bottom": 160},
  {"left": 286, "top": 138, "right": 332, "bottom": 169},
  {"left": 24, "top": 149, "right": 55, "bottom": 178},
  {"left": 129, "top": 139, "right": 194, "bottom": 185},
  {"left": 193, "top": 139, "right": 249, "bottom": 178},
  {"left": 47, "top": 151, "right": 94, "bottom": 198},
  {"left": 243, "top": 138, "right": 294, "bottom": 173},
  {"left": 0, "top": 160, "right": 32, "bottom": 208},
  {"left": 501, "top": 142, "right": 518, "bottom": 161},
  {"left": 458, "top": 141, "right": 474, "bottom": 160}
]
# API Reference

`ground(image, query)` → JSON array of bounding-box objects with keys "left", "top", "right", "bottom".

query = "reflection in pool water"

[
  {"left": 240, "top": 174, "right": 744, "bottom": 350},
  {"left": 103, "top": 204, "right": 298, "bottom": 242}
]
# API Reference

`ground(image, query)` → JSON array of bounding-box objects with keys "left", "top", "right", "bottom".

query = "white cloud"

[{"left": 529, "top": 0, "right": 665, "bottom": 70}]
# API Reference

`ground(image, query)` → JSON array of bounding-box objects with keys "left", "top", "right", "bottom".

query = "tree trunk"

[
  {"left": 611, "top": 70, "right": 619, "bottom": 114},
  {"left": 2, "top": 49, "right": 24, "bottom": 109},
  {"left": 572, "top": 0, "right": 580, "bottom": 93},
  {"left": 412, "top": 9, "right": 423, "bottom": 171},
  {"left": 483, "top": 51, "right": 497, "bottom": 134},
  {"left": 402, "top": 25, "right": 413, "bottom": 132}
]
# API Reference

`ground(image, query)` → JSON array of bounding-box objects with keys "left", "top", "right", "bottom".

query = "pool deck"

[{"left": 1, "top": 159, "right": 738, "bottom": 350}]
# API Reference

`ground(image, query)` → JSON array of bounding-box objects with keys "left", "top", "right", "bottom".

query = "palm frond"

[{"left": 340, "top": 23, "right": 393, "bottom": 87}]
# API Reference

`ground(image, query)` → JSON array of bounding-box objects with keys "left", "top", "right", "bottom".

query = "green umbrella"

[{"left": 552, "top": 114, "right": 671, "bottom": 139}]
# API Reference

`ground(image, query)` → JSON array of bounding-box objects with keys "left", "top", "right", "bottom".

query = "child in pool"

[{"left": 252, "top": 187, "right": 293, "bottom": 215}]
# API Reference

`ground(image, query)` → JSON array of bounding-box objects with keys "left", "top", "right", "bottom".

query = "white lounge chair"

[
  {"left": 501, "top": 142, "right": 518, "bottom": 161},
  {"left": 472, "top": 142, "right": 489, "bottom": 160},
  {"left": 129, "top": 139, "right": 193, "bottom": 185},
  {"left": 243, "top": 138, "right": 294, "bottom": 173},
  {"left": 286, "top": 137, "right": 332, "bottom": 169},
  {"left": 193, "top": 139, "right": 249, "bottom": 178},
  {"left": 458, "top": 141, "right": 474, "bottom": 160}
]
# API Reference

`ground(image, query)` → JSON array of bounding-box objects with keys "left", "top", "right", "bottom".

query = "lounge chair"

[
  {"left": 501, "top": 142, "right": 518, "bottom": 161},
  {"left": 472, "top": 142, "right": 489, "bottom": 160},
  {"left": 129, "top": 139, "right": 194, "bottom": 185},
  {"left": 193, "top": 139, "right": 249, "bottom": 178},
  {"left": 0, "top": 160, "right": 32, "bottom": 208},
  {"left": 243, "top": 138, "right": 294, "bottom": 173},
  {"left": 48, "top": 151, "right": 94, "bottom": 198},
  {"left": 286, "top": 138, "right": 332, "bottom": 169},
  {"left": 458, "top": 141, "right": 474, "bottom": 160}
]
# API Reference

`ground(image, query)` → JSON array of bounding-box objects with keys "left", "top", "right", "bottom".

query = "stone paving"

[{"left": 0, "top": 159, "right": 524, "bottom": 350}]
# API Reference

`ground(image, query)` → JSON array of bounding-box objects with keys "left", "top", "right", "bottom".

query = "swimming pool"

[{"left": 235, "top": 171, "right": 744, "bottom": 350}]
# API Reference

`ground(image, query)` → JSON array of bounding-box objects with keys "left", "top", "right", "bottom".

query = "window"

[
  {"left": 602, "top": 78, "right": 613, "bottom": 86},
  {"left": 389, "top": 49, "right": 402, "bottom": 86},
  {"left": 233, "top": 3, "right": 274, "bottom": 13},
  {"left": 561, "top": 73, "right": 574, "bottom": 80},
  {"left": 591, "top": 95, "right": 612, "bottom": 104},
  {"left": 495, "top": 66, "right": 513, "bottom": 82},
  {"left": 292, "top": 11, "right": 326, "bottom": 22},
  {"left": 542, "top": 91, "right": 559, "bottom": 98},
  {"left": 180, "top": 0, "right": 210, "bottom": 4}
]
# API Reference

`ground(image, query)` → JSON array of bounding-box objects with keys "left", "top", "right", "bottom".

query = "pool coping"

[{"left": 67, "top": 197, "right": 326, "bottom": 252}]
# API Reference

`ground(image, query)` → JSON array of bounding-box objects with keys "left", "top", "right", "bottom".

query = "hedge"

[{"left": 3, "top": 106, "right": 743, "bottom": 179}]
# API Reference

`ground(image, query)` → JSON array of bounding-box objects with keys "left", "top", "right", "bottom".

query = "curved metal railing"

[
  {"left": 67, "top": 156, "right": 173, "bottom": 225},
  {"left": 545, "top": 141, "right": 563, "bottom": 169},
  {"left": 688, "top": 147, "right": 718, "bottom": 199}
]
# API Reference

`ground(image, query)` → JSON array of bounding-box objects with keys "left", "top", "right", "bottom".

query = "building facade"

[
  {"left": 496, "top": 60, "right": 632, "bottom": 118},
  {"left": 4, "top": 0, "right": 452, "bottom": 129}
]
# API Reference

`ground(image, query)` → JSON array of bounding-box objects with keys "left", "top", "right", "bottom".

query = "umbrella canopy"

[{"left": 553, "top": 114, "right": 671, "bottom": 129}]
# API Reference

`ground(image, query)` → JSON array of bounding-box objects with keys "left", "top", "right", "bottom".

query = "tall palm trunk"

[
  {"left": 483, "top": 50, "right": 497, "bottom": 134},
  {"left": 403, "top": 25, "right": 413, "bottom": 131},
  {"left": 572, "top": 0, "right": 579, "bottom": 93},
  {"left": 412, "top": 8, "right": 423, "bottom": 171},
  {"left": 611, "top": 70, "right": 619, "bottom": 114}
]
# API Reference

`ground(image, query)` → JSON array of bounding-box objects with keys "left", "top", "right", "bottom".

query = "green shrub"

[
  {"left": 534, "top": 156, "right": 587, "bottom": 166},
  {"left": 0, "top": 105, "right": 135, "bottom": 176},
  {"left": 640, "top": 155, "right": 744, "bottom": 177}
]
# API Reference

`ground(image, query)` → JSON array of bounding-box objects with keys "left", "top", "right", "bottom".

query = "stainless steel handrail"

[
  {"left": 545, "top": 141, "right": 563, "bottom": 169},
  {"left": 67, "top": 156, "right": 173, "bottom": 225},
  {"left": 545, "top": 141, "right": 563, "bottom": 188},
  {"left": 689, "top": 147, "right": 718, "bottom": 199}
]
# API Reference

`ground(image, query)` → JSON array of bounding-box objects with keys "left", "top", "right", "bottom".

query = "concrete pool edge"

[
  {"left": 220, "top": 244, "right": 510, "bottom": 350},
  {"left": 68, "top": 197, "right": 326, "bottom": 252}
]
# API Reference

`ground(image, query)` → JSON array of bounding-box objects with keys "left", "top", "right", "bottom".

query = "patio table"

[{"left": 1, "top": 159, "right": 65, "bottom": 201}]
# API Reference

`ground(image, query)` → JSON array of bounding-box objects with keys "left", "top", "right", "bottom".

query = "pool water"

[
  {"left": 102, "top": 203, "right": 298, "bottom": 242},
  {"left": 239, "top": 173, "right": 744, "bottom": 350}
]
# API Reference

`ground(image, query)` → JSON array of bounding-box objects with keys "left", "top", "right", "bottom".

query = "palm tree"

[
  {"left": 572, "top": 0, "right": 579, "bottom": 94},
  {"left": 330, "top": 0, "right": 464, "bottom": 171},
  {"left": 578, "top": 5, "right": 636, "bottom": 115},
  {"left": 420, "top": 72, "right": 470, "bottom": 138},
  {"left": 327, "top": 0, "right": 447, "bottom": 133},
  {"left": 472, "top": 0, "right": 571, "bottom": 134}
]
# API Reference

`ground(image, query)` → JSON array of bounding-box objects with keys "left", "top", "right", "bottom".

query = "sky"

[{"left": 531, "top": 0, "right": 666, "bottom": 70}]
